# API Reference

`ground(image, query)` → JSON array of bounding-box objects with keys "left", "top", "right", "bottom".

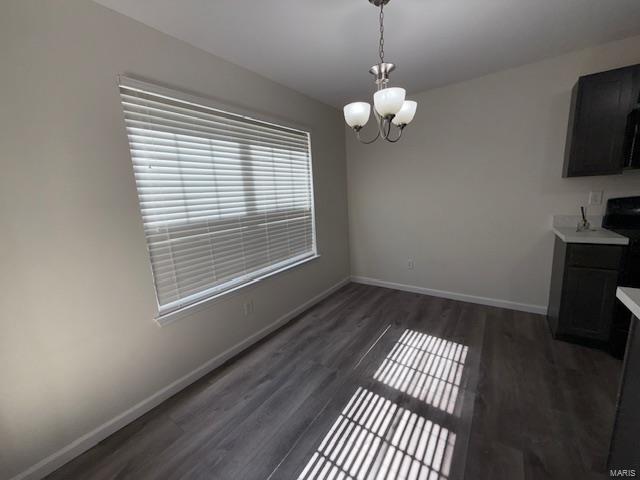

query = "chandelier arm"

[
  {"left": 370, "top": 109, "right": 385, "bottom": 139},
  {"left": 385, "top": 124, "right": 405, "bottom": 143},
  {"left": 379, "top": 115, "right": 393, "bottom": 140},
  {"left": 355, "top": 128, "right": 381, "bottom": 144},
  {"left": 374, "top": 110, "right": 397, "bottom": 140}
]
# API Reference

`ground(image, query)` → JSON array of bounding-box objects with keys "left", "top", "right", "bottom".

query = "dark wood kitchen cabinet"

[
  {"left": 563, "top": 64, "right": 640, "bottom": 177},
  {"left": 548, "top": 238, "right": 624, "bottom": 344}
]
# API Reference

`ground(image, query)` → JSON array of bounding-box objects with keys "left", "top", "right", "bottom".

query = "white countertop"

[
  {"left": 617, "top": 287, "right": 640, "bottom": 319},
  {"left": 552, "top": 226, "right": 629, "bottom": 245}
]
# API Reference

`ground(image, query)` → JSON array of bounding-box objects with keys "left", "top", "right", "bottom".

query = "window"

[{"left": 119, "top": 77, "right": 317, "bottom": 318}]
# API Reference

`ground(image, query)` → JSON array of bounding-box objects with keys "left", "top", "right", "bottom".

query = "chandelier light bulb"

[
  {"left": 373, "top": 87, "right": 406, "bottom": 118},
  {"left": 392, "top": 100, "right": 417, "bottom": 126},
  {"left": 343, "top": 102, "right": 371, "bottom": 128}
]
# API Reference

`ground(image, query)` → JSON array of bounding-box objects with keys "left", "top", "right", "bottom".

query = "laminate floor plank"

[
  {"left": 45, "top": 284, "right": 621, "bottom": 480},
  {"left": 464, "top": 299, "right": 619, "bottom": 480}
]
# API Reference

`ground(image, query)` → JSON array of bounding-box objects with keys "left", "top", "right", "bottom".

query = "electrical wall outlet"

[
  {"left": 243, "top": 300, "right": 254, "bottom": 316},
  {"left": 589, "top": 190, "right": 603, "bottom": 206},
  {"left": 407, "top": 259, "right": 415, "bottom": 270}
]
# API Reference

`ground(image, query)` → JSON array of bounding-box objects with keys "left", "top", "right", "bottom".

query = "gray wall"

[
  {"left": 347, "top": 35, "right": 640, "bottom": 312},
  {"left": 0, "top": 1, "right": 349, "bottom": 478}
]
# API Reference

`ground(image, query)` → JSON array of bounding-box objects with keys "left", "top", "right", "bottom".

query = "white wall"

[
  {"left": 347, "top": 35, "right": 640, "bottom": 313},
  {"left": 0, "top": 1, "right": 349, "bottom": 478}
]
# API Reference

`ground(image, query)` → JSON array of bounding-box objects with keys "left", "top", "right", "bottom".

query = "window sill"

[{"left": 154, "top": 253, "right": 321, "bottom": 327}]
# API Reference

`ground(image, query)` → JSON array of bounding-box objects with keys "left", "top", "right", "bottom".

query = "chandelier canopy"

[{"left": 343, "top": 0, "right": 417, "bottom": 144}]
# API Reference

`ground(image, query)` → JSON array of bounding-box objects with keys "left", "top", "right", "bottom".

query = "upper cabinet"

[{"left": 563, "top": 64, "right": 640, "bottom": 177}]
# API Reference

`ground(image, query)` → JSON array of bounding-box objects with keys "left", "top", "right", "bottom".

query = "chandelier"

[{"left": 343, "top": 0, "right": 417, "bottom": 144}]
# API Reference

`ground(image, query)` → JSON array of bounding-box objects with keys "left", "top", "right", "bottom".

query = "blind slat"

[
  {"left": 124, "top": 118, "right": 308, "bottom": 151},
  {"left": 128, "top": 140, "right": 310, "bottom": 162},
  {"left": 120, "top": 92, "right": 307, "bottom": 141},
  {"left": 125, "top": 128, "right": 309, "bottom": 156},
  {"left": 120, "top": 83, "right": 316, "bottom": 315}
]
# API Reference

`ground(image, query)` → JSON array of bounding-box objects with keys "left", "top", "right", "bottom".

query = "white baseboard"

[
  {"left": 351, "top": 276, "right": 547, "bottom": 315},
  {"left": 10, "top": 276, "right": 351, "bottom": 480}
]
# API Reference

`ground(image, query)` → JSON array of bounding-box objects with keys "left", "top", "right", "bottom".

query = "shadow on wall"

[{"left": 508, "top": 234, "right": 554, "bottom": 310}]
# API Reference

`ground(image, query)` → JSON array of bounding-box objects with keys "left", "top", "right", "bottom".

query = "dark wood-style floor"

[{"left": 47, "top": 283, "right": 621, "bottom": 480}]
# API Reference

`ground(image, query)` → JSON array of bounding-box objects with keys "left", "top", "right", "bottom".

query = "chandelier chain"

[{"left": 378, "top": 3, "right": 385, "bottom": 63}]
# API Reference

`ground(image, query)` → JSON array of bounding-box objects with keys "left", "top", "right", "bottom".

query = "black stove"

[
  {"left": 606, "top": 229, "right": 640, "bottom": 242},
  {"left": 604, "top": 197, "right": 640, "bottom": 285},
  {"left": 603, "top": 196, "right": 640, "bottom": 231},
  {"left": 603, "top": 196, "right": 640, "bottom": 357}
]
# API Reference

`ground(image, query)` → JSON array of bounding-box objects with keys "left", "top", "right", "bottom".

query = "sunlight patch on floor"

[
  {"left": 296, "top": 387, "right": 456, "bottom": 480},
  {"left": 373, "top": 330, "right": 468, "bottom": 414}
]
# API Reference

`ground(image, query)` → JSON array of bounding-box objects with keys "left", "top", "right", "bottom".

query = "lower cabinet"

[
  {"left": 562, "top": 266, "right": 620, "bottom": 340},
  {"left": 548, "top": 238, "right": 624, "bottom": 345}
]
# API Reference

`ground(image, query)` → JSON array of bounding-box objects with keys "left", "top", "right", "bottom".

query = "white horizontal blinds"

[{"left": 119, "top": 84, "right": 316, "bottom": 314}]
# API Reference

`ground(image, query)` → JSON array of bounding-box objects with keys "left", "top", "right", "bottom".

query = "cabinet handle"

[
  {"left": 626, "top": 107, "right": 639, "bottom": 168},
  {"left": 628, "top": 122, "right": 638, "bottom": 167}
]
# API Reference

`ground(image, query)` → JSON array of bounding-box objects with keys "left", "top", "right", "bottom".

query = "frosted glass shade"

[
  {"left": 373, "top": 87, "right": 406, "bottom": 117},
  {"left": 392, "top": 100, "right": 417, "bottom": 126},
  {"left": 343, "top": 102, "right": 371, "bottom": 128}
]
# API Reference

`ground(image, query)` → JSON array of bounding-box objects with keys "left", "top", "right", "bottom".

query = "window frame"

[{"left": 118, "top": 76, "right": 319, "bottom": 325}]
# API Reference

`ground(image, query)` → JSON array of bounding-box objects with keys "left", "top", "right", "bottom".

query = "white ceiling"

[{"left": 95, "top": 0, "right": 640, "bottom": 107}]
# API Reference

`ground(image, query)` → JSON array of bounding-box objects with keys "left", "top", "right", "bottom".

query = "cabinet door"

[
  {"left": 561, "top": 266, "right": 619, "bottom": 340},
  {"left": 564, "top": 66, "right": 635, "bottom": 177}
]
